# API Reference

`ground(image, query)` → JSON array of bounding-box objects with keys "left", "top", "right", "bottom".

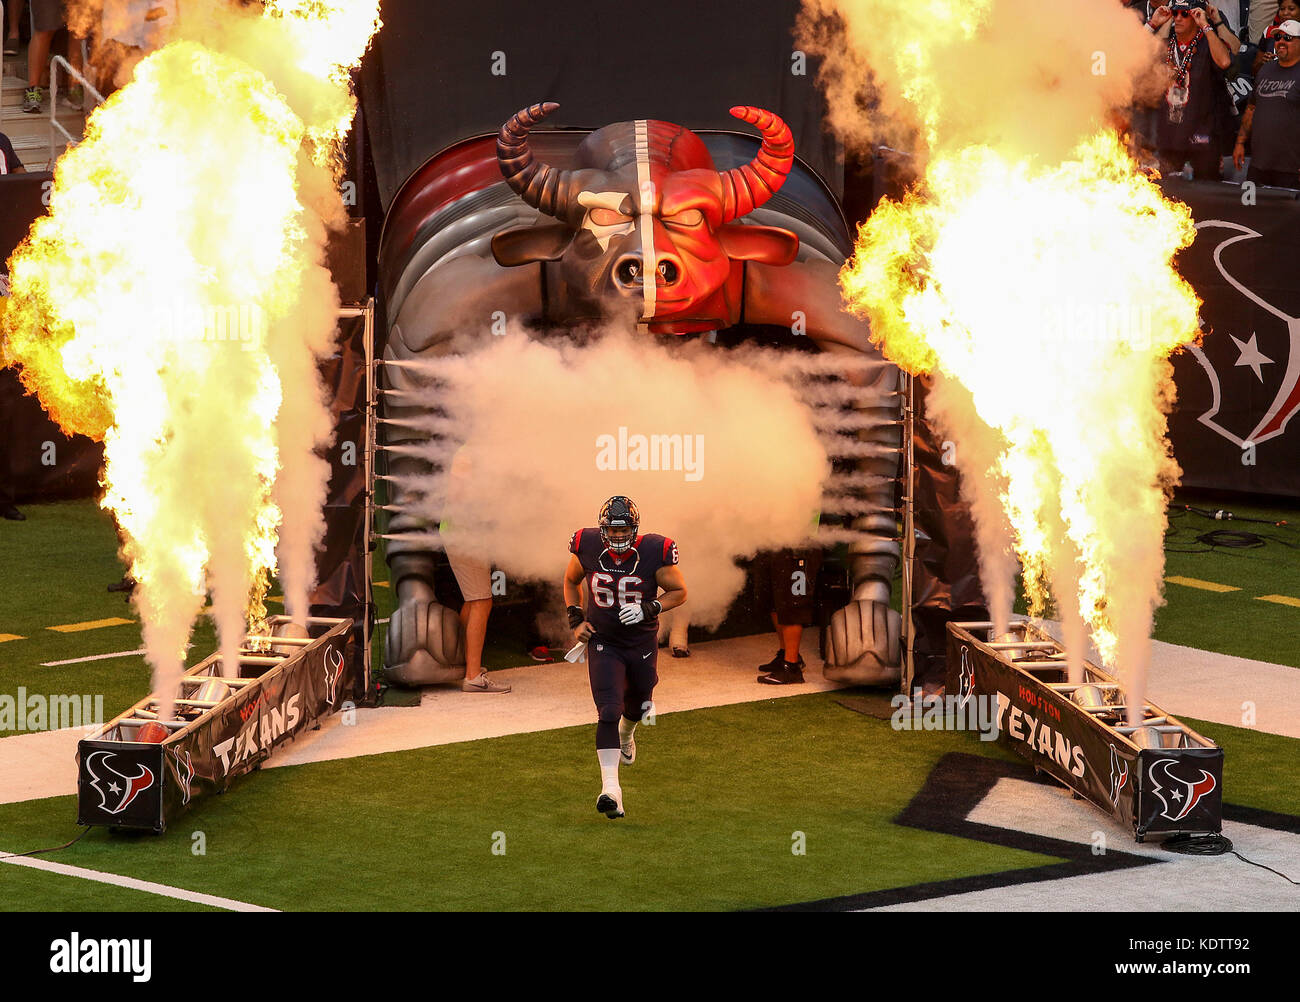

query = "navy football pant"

[{"left": 587, "top": 637, "right": 658, "bottom": 749}]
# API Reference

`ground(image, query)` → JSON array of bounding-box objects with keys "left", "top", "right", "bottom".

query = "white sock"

[
  {"left": 618, "top": 717, "right": 637, "bottom": 745},
  {"left": 597, "top": 748, "right": 621, "bottom": 796}
]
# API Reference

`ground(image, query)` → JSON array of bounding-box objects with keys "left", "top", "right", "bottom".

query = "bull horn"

[
  {"left": 498, "top": 102, "right": 573, "bottom": 218},
  {"left": 719, "top": 106, "right": 795, "bottom": 222}
]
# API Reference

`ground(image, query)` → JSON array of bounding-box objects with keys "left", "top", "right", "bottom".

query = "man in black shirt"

[
  {"left": 1235, "top": 20, "right": 1300, "bottom": 186},
  {"left": 0, "top": 133, "right": 24, "bottom": 174},
  {"left": 1149, "top": 0, "right": 1238, "bottom": 179}
]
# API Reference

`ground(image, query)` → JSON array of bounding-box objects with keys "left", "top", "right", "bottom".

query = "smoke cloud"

[{"left": 390, "top": 328, "right": 835, "bottom": 628}]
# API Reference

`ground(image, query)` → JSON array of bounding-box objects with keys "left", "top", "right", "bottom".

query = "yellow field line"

[
  {"left": 1256, "top": 594, "right": 1300, "bottom": 608},
  {"left": 0, "top": 634, "right": 25, "bottom": 643},
  {"left": 1164, "top": 576, "right": 1240, "bottom": 593},
  {"left": 46, "top": 617, "right": 135, "bottom": 634}
]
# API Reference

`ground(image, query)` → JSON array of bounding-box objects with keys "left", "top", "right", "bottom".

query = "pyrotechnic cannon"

[
  {"left": 77, "top": 616, "right": 355, "bottom": 832},
  {"left": 946, "top": 621, "right": 1222, "bottom": 843}
]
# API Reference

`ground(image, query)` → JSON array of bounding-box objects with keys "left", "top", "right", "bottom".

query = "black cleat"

[
  {"left": 596, "top": 793, "right": 624, "bottom": 819},
  {"left": 758, "top": 660, "right": 805, "bottom": 685}
]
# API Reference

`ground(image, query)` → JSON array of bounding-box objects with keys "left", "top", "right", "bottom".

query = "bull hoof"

[
  {"left": 823, "top": 599, "right": 902, "bottom": 685},
  {"left": 382, "top": 649, "right": 467, "bottom": 687}
]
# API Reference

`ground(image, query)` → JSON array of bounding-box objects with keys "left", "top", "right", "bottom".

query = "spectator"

[
  {"left": 753, "top": 547, "right": 823, "bottom": 685},
  {"left": 5, "top": 1, "right": 23, "bottom": 57},
  {"left": 656, "top": 606, "right": 690, "bottom": 658},
  {"left": 1148, "top": 0, "right": 1238, "bottom": 180},
  {"left": 1249, "top": 0, "right": 1283, "bottom": 53},
  {"left": 23, "top": 1, "right": 86, "bottom": 114},
  {"left": 0, "top": 132, "right": 23, "bottom": 173},
  {"left": 1254, "top": 0, "right": 1300, "bottom": 72},
  {"left": 440, "top": 446, "right": 509, "bottom": 693},
  {"left": 1235, "top": 20, "right": 1300, "bottom": 187}
]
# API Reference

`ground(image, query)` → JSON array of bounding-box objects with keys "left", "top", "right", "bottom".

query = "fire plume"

[
  {"left": 0, "top": 1, "right": 380, "bottom": 714},
  {"left": 801, "top": 0, "right": 1202, "bottom": 720}
]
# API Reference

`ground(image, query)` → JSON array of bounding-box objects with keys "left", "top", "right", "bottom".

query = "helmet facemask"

[{"left": 598, "top": 496, "right": 639, "bottom": 553}]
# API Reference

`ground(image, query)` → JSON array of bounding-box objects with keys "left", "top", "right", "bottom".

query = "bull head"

[{"left": 491, "top": 102, "right": 800, "bottom": 333}]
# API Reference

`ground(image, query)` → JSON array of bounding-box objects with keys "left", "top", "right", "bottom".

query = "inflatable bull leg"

[
  {"left": 745, "top": 261, "right": 902, "bottom": 684},
  {"left": 382, "top": 259, "right": 543, "bottom": 685}
]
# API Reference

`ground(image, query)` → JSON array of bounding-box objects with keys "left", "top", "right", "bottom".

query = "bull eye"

[
  {"left": 668, "top": 209, "right": 704, "bottom": 227},
  {"left": 589, "top": 207, "right": 630, "bottom": 227}
]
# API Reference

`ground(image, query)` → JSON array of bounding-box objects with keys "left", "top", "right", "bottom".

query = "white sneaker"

[
  {"left": 461, "top": 671, "right": 511, "bottom": 693},
  {"left": 620, "top": 735, "right": 636, "bottom": 766},
  {"left": 596, "top": 790, "right": 624, "bottom": 819}
]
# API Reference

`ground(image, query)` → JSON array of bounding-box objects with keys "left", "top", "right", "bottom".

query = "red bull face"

[{"left": 493, "top": 104, "right": 800, "bottom": 333}]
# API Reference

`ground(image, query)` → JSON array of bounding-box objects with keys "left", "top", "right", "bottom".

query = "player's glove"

[
  {"left": 619, "top": 599, "right": 661, "bottom": 625},
  {"left": 567, "top": 605, "right": 585, "bottom": 629}
]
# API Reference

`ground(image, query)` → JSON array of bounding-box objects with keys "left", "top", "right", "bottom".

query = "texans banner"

[
  {"left": 1165, "top": 178, "right": 1300, "bottom": 495},
  {"left": 946, "top": 621, "right": 1223, "bottom": 842},
  {"left": 77, "top": 618, "right": 354, "bottom": 832}
]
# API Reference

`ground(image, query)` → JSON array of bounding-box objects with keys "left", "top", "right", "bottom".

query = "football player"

[{"left": 563, "top": 496, "right": 687, "bottom": 819}]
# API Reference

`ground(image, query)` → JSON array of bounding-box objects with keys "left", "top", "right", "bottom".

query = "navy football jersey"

[{"left": 569, "top": 529, "right": 679, "bottom": 642}]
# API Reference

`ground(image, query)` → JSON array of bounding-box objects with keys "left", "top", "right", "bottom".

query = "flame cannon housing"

[
  {"left": 76, "top": 617, "right": 355, "bottom": 833},
  {"left": 946, "top": 621, "right": 1223, "bottom": 843}
]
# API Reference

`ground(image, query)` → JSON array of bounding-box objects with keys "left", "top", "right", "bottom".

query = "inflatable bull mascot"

[{"left": 379, "top": 102, "right": 901, "bottom": 686}]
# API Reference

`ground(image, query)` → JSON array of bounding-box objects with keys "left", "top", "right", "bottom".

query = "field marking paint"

[
  {"left": 1164, "top": 576, "right": 1240, "bottom": 593},
  {"left": 0, "top": 851, "right": 279, "bottom": 912},
  {"left": 1256, "top": 593, "right": 1300, "bottom": 608},
  {"left": 47, "top": 617, "right": 135, "bottom": 634},
  {"left": 41, "top": 648, "right": 147, "bottom": 667},
  {"left": 0, "top": 634, "right": 25, "bottom": 643}
]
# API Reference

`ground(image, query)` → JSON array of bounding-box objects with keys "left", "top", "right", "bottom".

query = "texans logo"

[
  {"left": 1108, "top": 744, "right": 1130, "bottom": 806},
  {"left": 323, "top": 646, "right": 345, "bottom": 706},
  {"left": 174, "top": 748, "right": 195, "bottom": 806},
  {"left": 1184, "top": 220, "right": 1300, "bottom": 448},
  {"left": 1148, "top": 757, "right": 1217, "bottom": 822},
  {"left": 957, "top": 646, "right": 976, "bottom": 703},
  {"left": 85, "top": 751, "right": 156, "bottom": 815}
]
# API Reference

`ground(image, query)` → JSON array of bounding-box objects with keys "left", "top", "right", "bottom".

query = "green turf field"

[
  {"left": 0, "top": 692, "right": 1295, "bottom": 911},
  {"left": 3, "top": 493, "right": 1300, "bottom": 729},
  {"left": 1, "top": 493, "right": 1298, "bottom": 911}
]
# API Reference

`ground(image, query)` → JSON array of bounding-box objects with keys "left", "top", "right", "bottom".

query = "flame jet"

[
  {"left": 0, "top": 1, "right": 381, "bottom": 714},
  {"left": 799, "top": 0, "right": 1201, "bottom": 720}
]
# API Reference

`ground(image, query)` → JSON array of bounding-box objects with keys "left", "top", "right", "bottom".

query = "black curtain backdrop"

[
  {"left": 1, "top": 172, "right": 104, "bottom": 502},
  {"left": 357, "top": 0, "right": 842, "bottom": 211}
]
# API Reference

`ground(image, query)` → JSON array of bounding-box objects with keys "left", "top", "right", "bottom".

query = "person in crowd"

[
  {"left": 5, "top": 1, "right": 23, "bottom": 56},
  {"left": 23, "top": 1, "right": 87, "bottom": 113},
  {"left": 657, "top": 606, "right": 690, "bottom": 658},
  {"left": 0, "top": 131, "right": 24, "bottom": 173},
  {"left": 1254, "top": 0, "right": 1300, "bottom": 71},
  {"left": 753, "top": 548, "right": 823, "bottom": 685},
  {"left": 1249, "top": 0, "right": 1283, "bottom": 52},
  {"left": 440, "top": 446, "right": 509, "bottom": 693},
  {"left": 1147, "top": 0, "right": 1239, "bottom": 179},
  {"left": 1235, "top": 19, "right": 1300, "bottom": 186}
]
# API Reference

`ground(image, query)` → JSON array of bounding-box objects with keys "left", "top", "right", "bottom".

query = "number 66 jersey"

[{"left": 569, "top": 528, "right": 679, "bottom": 644}]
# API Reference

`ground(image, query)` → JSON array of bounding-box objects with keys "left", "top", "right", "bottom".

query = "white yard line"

[
  {"left": 41, "top": 649, "right": 146, "bottom": 667},
  {"left": 0, "top": 852, "right": 278, "bottom": 912}
]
